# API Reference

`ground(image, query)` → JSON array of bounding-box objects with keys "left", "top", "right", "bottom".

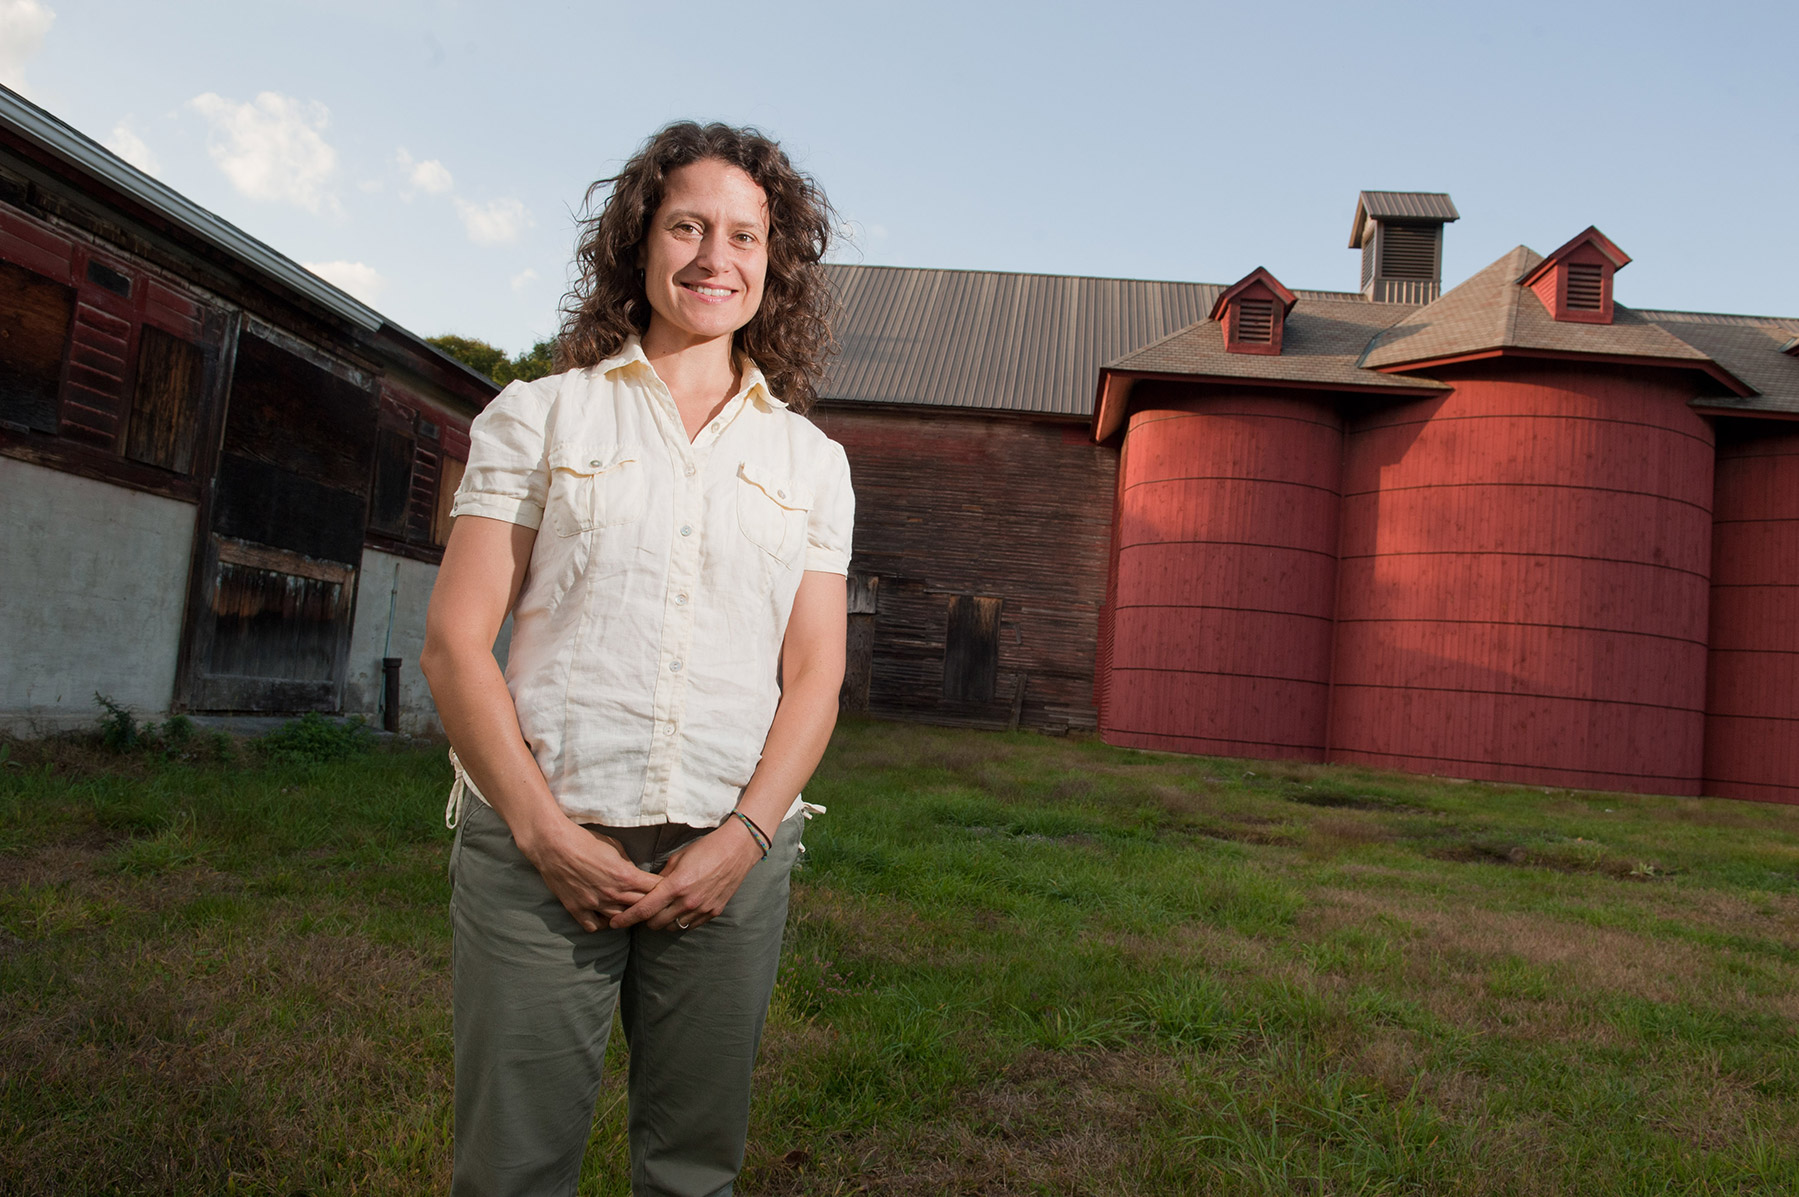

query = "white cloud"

[
  {"left": 0, "top": 0, "right": 53, "bottom": 96},
  {"left": 188, "top": 91, "right": 339, "bottom": 214},
  {"left": 509, "top": 268, "right": 538, "bottom": 293},
  {"left": 394, "top": 147, "right": 453, "bottom": 196},
  {"left": 301, "top": 259, "right": 385, "bottom": 305},
  {"left": 455, "top": 196, "right": 531, "bottom": 246},
  {"left": 105, "top": 124, "right": 158, "bottom": 175}
]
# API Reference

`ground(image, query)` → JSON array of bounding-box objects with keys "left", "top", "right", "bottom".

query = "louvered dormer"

[
  {"left": 1211, "top": 267, "right": 1297, "bottom": 356},
  {"left": 1520, "top": 227, "right": 1630, "bottom": 325},
  {"left": 1349, "top": 191, "right": 1459, "bottom": 303}
]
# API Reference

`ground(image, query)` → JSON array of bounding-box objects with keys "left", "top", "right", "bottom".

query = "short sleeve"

[
  {"left": 450, "top": 378, "right": 554, "bottom": 530},
  {"left": 804, "top": 439, "right": 854, "bottom": 575}
]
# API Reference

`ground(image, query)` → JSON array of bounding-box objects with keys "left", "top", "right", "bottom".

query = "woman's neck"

[{"left": 641, "top": 324, "right": 740, "bottom": 442}]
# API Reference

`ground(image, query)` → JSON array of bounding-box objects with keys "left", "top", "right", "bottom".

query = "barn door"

[{"left": 180, "top": 324, "right": 378, "bottom": 712}]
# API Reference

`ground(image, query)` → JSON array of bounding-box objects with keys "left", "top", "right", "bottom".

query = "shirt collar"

[{"left": 599, "top": 336, "right": 786, "bottom": 411}]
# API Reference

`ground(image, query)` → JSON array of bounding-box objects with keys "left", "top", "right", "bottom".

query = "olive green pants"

[{"left": 449, "top": 799, "right": 803, "bottom": 1197}]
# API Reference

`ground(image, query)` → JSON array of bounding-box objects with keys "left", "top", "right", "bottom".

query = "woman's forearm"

[
  {"left": 421, "top": 516, "right": 584, "bottom": 862},
  {"left": 731, "top": 656, "right": 841, "bottom": 841},
  {"left": 421, "top": 637, "right": 569, "bottom": 854}
]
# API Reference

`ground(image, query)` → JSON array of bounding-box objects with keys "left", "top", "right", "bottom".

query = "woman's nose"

[{"left": 693, "top": 229, "right": 729, "bottom": 273}]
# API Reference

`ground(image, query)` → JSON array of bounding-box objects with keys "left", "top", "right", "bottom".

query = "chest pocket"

[
  {"left": 736, "top": 461, "right": 812, "bottom": 561},
  {"left": 545, "top": 445, "right": 645, "bottom": 537}
]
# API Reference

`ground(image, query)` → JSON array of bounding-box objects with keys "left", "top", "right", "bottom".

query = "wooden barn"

[
  {"left": 6, "top": 73, "right": 1795, "bottom": 809},
  {"left": 1085, "top": 196, "right": 1799, "bottom": 802},
  {"left": 811, "top": 265, "right": 1213, "bottom": 733},
  {"left": 0, "top": 88, "right": 496, "bottom": 734}
]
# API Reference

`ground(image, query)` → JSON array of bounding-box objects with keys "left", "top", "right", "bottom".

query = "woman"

[{"left": 420, "top": 121, "right": 852, "bottom": 1197}]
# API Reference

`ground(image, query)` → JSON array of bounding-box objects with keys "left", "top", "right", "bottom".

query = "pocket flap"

[
  {"left": 737, "top": 461, "right": 812, "bottom": 510},
  {"left": 548, "top": 444, "right": 633, "bottom": 475}
]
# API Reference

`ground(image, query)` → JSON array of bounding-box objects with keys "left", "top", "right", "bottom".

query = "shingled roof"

[
  {"left": 1641, "top": 309, "right": 1799, "bottom": 415},
  {"left": 820, "top": 263, "right": 1216, "bottom": 417},
  {"left": 1108, "top": 295, "right": 1446, "bottom": 393},
  {"left": 1359, "top": 246, "right": 1737, "bottom": 381}
]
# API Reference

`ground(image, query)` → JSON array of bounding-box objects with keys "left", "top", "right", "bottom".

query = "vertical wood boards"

[
  {"left": 1704, "top": 424, "right": 1799, "bottom": 803},
  {"left": 124, "top": 327, "right": 204, "bottom": 474},
  {"left": 1100, "top": 387, "right": 1343, "bottom": 760},
  {"left": 1328, "top": 362, "right": 1714, "bottom": 794},
  {"left": 810, "top": 407, "right": 1115, "bottom": 732},
  {"left": 943, "top": 595, "right": 1003, "bottom": 702}
]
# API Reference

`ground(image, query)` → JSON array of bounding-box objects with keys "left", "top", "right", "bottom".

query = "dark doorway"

[
  {"left": 943, "top": 594, "right": 1002, "bottom": 704},
  {"left": 180, "top": 327, "right": 377, "bottom": 712}
]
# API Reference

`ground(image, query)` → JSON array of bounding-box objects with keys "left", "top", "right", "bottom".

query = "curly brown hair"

[{"left": 557, "top": 122, "right": 838, "bottom": 412}]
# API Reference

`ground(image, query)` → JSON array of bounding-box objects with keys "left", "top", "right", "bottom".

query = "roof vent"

[
  {"left": 1210, "top": 267, "right": 1297, "bottom": 356},
  {"left": 1349, "top": 191, "right": 1459, "bottom": 304},
  {"left": 1520, "top": 226, "right": 1630, "bottom": 325},
  {"left": 1784, "top": 336, "right": 1799, "bottom": 357}
]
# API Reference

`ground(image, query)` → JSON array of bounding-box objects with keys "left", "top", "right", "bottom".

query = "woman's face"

[{"left": 639, "top": 158, "right": 770, "bottom": 349}]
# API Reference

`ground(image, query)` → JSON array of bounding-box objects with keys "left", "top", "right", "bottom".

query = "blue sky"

[{"left": 4, "top": 0, "right": 1794, "bottom": 356}]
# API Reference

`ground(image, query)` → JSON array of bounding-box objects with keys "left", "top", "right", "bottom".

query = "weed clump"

[
  {"left": 257, "top": 711, "right": 374, "bottom": 765},
  {"left": 92, "top": 694, "right": 233, "bottom": 762}
]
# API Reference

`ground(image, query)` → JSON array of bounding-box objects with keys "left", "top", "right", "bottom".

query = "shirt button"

[
  {"left": 589, "top": 459, "right": 602, "bottom": 468},
  {"left": 674, "top": 593, "right": 688, "bottom": 606},
  {"left": 670, "top": 660, "right": 683, "bottom": 673},
  {"left": 663, "top": 724, "right": 675, "bottom": 736},
  {"left": 680, "top": 524, "right": 693, "bottom": 537},
  {"left": 684, "top": 463, "right": 697, "bottom": 477},
  {"left": 777, "top": 489, "right": 786, "bottom": 499}
]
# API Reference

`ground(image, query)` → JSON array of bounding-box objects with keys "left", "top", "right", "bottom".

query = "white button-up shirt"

[{"left": 448, "top": 338, "right": 854, "bottom": 827}]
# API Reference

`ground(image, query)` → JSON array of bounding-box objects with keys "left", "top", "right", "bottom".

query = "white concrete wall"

[
  {"left": 0, "top": 457, "right": 197, "bottom": 733},
  {"left": 345, "top": 546, "right": 511, "bottom": 736}
]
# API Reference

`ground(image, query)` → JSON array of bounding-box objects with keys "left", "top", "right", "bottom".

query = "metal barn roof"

[
  {"left": 1349, "top": 191, "right": 1461, "bottom": 246},
  {"left": 820, "top": 263, "right": 1218, "bottom": 417},
  {"left": 0, "top": 85, "right": 495, "bottom": 398}
]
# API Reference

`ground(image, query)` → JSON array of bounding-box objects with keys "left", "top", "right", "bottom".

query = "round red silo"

[
  {"left": 1704, "top": 425, "right": 1799, "bottom": 803},
  {"left": 1101, "top": 386, "right": 1343, "bottom": 759},
  {"left": 1328, "top": 363, "right": 1715, "bottom": 795}
]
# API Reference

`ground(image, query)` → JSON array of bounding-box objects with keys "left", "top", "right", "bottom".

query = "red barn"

[
  {"left": 825, "top": 192, "right": 1799, "bottom": 802},
  {"left": 1085, "top": 196, "right": 1799, "bottom": 801}
]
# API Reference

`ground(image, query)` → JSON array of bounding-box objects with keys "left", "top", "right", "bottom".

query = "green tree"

[
  {"left": 503, "top": 338, "right": 556, "bottom": 384},
  {"left": 427, "top": 334, "right": 509, "bottom": 381},
  {"left": 428, "top": 334, "right": 558, "bottom": 387}
]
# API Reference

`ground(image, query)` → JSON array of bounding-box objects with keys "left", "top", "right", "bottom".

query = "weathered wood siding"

[{"left": 811, "top": 406, "right": 1116, "bottom": 732}]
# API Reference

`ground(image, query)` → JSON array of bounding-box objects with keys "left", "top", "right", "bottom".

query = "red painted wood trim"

[
  {"left": 0, "top": 429, "right": 201, "bottom": 503},
  {"left": 1371, "top": 348, "right": 1753, "bottom": 396},
  {"left": 1692, "top": 405, "right": 1799, "bottom": 423}
]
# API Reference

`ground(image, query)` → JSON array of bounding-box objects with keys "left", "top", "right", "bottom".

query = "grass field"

[{"left": 4, "top": 718, "right": 1799, "bottom": 1195}]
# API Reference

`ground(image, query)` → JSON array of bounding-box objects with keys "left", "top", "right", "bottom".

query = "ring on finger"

[{"left": 676, "top": 916, "right": 692, "bottom": 930}]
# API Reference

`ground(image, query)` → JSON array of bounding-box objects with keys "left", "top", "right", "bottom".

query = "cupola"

[
  {"left": 1210, "top": 267, "right": 1297, "bottom": 355},
  {"left": 1519, "top": 227, "right": 1630, "bottom": 325},
  {"left": 1349, "top": 191, "right": 1459, "bottom": 303}
]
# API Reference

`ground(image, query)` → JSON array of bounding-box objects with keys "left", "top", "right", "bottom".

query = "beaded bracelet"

[{"left": 727, "top": 810, "right": 771, "bottom": 859}]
